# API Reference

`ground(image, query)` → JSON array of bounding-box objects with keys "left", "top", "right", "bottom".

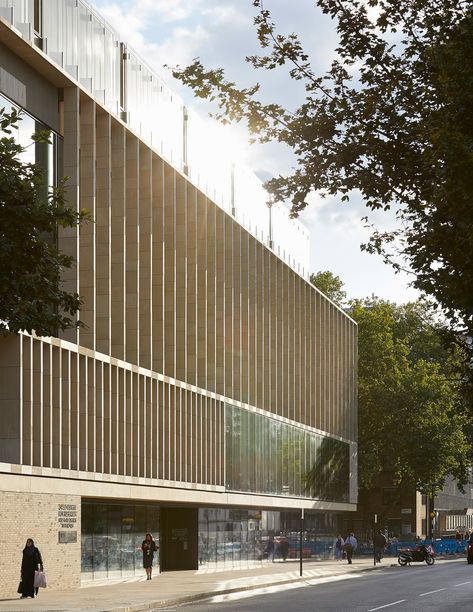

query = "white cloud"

[
  {"left": 94, "top": 0, "right": 197, "bottom": 24},
  {"left": 146, "top": 0, "right": 194, "bottom": 22},
  {"left": 153, "top": 25, "right": 211, "bottom": 68},
  {"left": 201, "top": 4, "right": 248, "bottom": 26}
]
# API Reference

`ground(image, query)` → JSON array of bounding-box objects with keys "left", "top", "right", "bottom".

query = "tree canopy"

[
  {"left": 172, "top": 0, "right": 473, "bottom": 366},
  {"left": 309, "top": 271, "right": 347, "bottom": 306},
  {"left": 351, "top": 296, "right": 470, "bottom": 495},
  {"left": 0, "top": 107, "right": 87, "bottom": 336},
  {"left": 310, "top": 271, "right": 471, "bottom": 496}
]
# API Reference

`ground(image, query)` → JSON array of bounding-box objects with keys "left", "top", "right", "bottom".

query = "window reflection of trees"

[
  {"left": 225, "top": 404, "right": 349, "bottom": 502},
  {"left": 304, "top": 437, "right": 350, "bottom": 502}
]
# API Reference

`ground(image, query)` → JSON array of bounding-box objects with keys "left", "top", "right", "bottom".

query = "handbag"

[
  {"left": 34, "top": 570, "right": 47, "bottom": 588},
  {"left": 17, "top": 580, "right": 23, "bottom": 594}
]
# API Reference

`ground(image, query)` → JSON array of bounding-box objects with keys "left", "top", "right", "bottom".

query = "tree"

[
  {"left": 172, "top": 0, "right": 473, "bottom": 365},
  {"left": 310, "top": 270, "right": 347, "bottom": 306},
  {"left": 0, "top": 107, "right": 87, "bottom": 336},
  {"left": 309, "top": 269, "right": 471, "bottom": 499},
  {"left": 351, "top": 296, "right": 470, "bottom": 496}
]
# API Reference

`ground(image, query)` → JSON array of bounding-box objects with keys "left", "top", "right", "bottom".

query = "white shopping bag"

[{"left": 34, "top": 570, "right": 47, "bottom": 588}]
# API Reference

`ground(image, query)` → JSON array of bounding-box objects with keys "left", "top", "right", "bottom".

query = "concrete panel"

[{"left": 0, "top": 42, "right": 59, "bottom": 132}]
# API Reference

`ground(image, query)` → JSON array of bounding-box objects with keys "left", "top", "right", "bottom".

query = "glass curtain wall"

[
  {"left": 198, "top": 508, "right": 344, "bottom": 569},
  {"left": 225, "top": 404, "right": 350, "bottom": 502},
  {"left": 198, "top": 508, "right": 267, "bottom": 569},
  {"left": 81, "top": 501, "right": 160, "bottom": 581}
]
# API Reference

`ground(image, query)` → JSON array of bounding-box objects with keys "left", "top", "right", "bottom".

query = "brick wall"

[{"left": 0, "top": 491, "right": 81, "bottom": 598}]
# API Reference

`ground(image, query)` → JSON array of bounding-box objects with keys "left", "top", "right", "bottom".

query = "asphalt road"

[{"left": 182, "top": 559, "right": 473, "bottom": 611}]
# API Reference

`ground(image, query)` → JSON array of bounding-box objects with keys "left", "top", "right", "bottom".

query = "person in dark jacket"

[
  {"left": 278, "top": 538, "right": 289, "bottom": 562},
  {"left": 265, "top": 537, "right": 275, "bottom": 562},
  {"left": 20, "top": 538, "right": 43, "bottom": 598},
  {"left": 373, "top": 530, "right": 387, "bottom": 562},
  {"left": 344, "top": 533, "right": 358, "bottom": 564},
  {"left": 141, "top": 533, "right": 159, "bottom": 580},
  {"left": 334, "top": 534, "right": 345, "bottom": 560}
]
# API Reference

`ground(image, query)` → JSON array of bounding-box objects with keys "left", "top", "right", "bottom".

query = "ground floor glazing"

[{"left": 81, "top": 499, "right": 344, "bottom": 581}]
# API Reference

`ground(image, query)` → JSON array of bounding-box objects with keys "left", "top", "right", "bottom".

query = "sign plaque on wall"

[
  {"left": 58, "top": 503, "right": 78, "bottom": 529},
  {"left": 58, "top": 531, "right": 77, "bottom": 544}
]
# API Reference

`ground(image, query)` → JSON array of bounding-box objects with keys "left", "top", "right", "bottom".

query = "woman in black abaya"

[{"left": 20, "top": 538, "right": 43, "bottom": 598}]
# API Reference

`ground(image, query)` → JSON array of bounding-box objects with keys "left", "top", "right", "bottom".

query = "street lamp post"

[
  {"left": 373, "top": 514, "right": 378, "bottom": 566},
  {"left": 427, "top": 490, "right": 435, "bottom": 541},
  {"left": 300, "top": 508, "right": 304, "bottom": 577}
]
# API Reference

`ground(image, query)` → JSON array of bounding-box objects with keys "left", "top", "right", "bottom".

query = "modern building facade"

[{"left": 0, "top": 0, "right": 357, "bottom": 595}]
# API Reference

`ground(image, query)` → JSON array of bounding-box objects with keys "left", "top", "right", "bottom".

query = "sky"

[{"left": 90, "top": 0, "right": 419, "bottom": 303}]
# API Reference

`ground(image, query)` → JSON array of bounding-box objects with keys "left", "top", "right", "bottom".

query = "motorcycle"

[{"left": 398, "top": 543, "right": 435, "bottom": 566}]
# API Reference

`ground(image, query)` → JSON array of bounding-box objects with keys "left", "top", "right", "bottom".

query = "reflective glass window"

[
  {"left": 225, "top": 404, "right": 349, "bottom": 502},
  {"left": 81, "top": 501, "right": 160, "bottom": 581}
]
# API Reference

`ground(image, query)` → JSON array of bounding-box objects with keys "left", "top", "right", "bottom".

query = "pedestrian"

[
  {"left": 455, "top": 530, "right": 463, "bottom": 541},
  {"left": 334, "top": 534, "right": 344, "bottom": 560},
  {"left": 373, "top": 530, "right": 387, "bottom": 562},
  {"left": 141, "top": 533, "right": 159, "bottom": 580},
  {"left": 198, "top": 533, "right": 209, "bottom": 566},
  {"left": 265, "top": 537, "right": 275, "bottom": 562},
  {"left": 20, "top": 538, "right": 43, "bottom": 599},
  {"left": 278, "top": 538, "right": 289, "bottom": 562},
  {"left": 344, "top": 532, "right": 358, "bottom": 564}
]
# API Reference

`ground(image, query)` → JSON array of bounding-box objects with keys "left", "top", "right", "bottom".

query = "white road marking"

[
  {"left": 419, "top": 588, "right": 446, "bottom": 597},
  {"left": 454, "top": 581, "right": 471, "bottom": 586},
  {"left": 368, "top": 600, "right": 405, "bottom": 611}
]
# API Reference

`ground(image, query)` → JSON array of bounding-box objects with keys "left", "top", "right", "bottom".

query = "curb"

[
  {"left": 111, "top": 564, "right": 384, "bottom": 612},
  {"left": 109, "top": 557, "right": 467, "bottom": 611}
]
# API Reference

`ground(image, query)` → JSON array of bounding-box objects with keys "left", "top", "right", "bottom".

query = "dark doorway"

[{"left": 160, "top": 507, "right": 198, "bottom": 571}]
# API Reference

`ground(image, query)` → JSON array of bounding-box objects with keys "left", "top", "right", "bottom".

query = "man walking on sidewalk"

[
  {"left": 374, "top": 530, "right": 387, "bottom": 563},
  {"left": 344, "top": 533, "right": 358, "bottom": 564}
]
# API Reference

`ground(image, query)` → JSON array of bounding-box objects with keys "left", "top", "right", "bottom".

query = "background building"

[
  {"left": 345, "top": 472, "right": 473, "bottom": 543},
  {"left": 0, "top": 0, "right": 357, "bottom": 594}
]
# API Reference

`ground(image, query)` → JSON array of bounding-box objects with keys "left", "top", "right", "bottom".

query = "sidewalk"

[{"left": 0, "top": 556, "right": 463, "bottom": 612}]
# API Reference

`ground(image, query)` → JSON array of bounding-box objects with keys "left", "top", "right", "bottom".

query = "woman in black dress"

[
  {"left": 141, "top": 533, "right": 158, "bottom": 580},
  {"left": 20, "top": 538, "right": 43, "bottom": 598}
]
